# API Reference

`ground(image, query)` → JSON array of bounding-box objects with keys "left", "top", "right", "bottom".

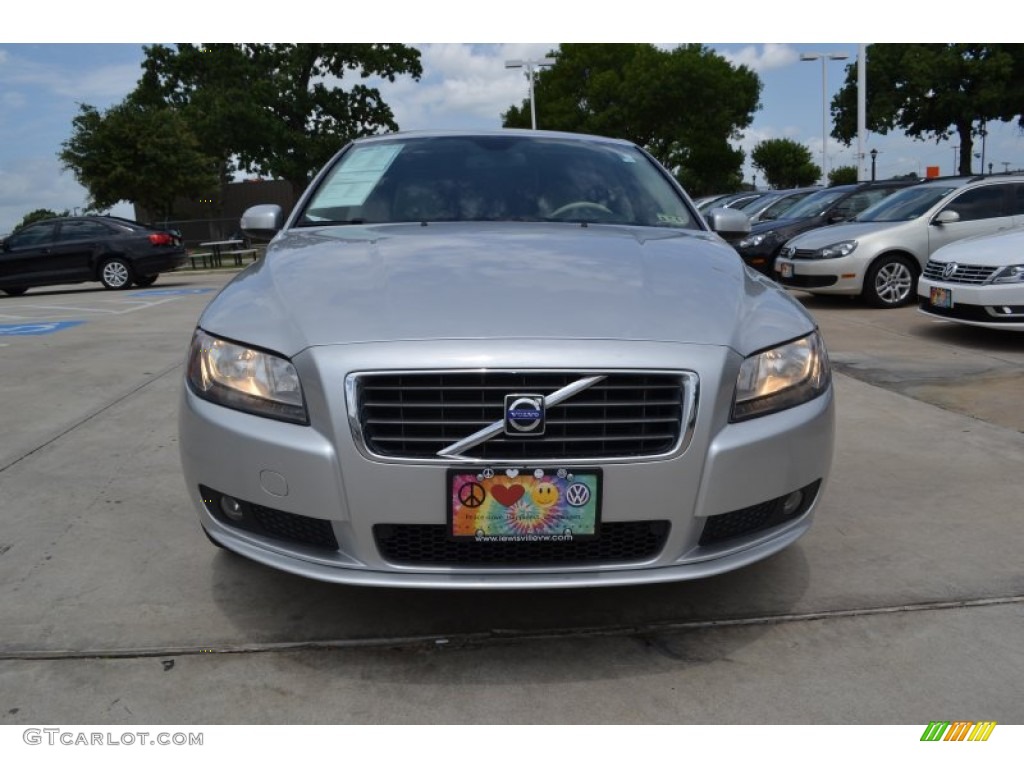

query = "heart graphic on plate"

[{"left": 491, "top": 484, "right": 525, "bottom": 507}]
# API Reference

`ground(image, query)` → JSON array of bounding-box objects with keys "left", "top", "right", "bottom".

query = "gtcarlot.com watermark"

[{"left": 23, "top": 729, "right": 203, "bottom": 747}]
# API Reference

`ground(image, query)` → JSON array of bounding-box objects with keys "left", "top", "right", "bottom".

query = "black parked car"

[
  {"left": 732, "top": 180, "right": 919, "bottom": 276},
  {"left": 0, "top": 216, "right": 187, "bottom": 296}
]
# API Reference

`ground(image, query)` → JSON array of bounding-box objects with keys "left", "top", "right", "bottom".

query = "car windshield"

[
  {"left": 777, "top": 188, "right": 849, "bottom": 220},
  {"left": 752, "top": 191, "right": 812, "bottom": 221},
  {"left": 297, "top": 134, "right": 698, "bottom": 229},
  {"left": 854, "top": 186, "right": 958, "bottom": 222}
]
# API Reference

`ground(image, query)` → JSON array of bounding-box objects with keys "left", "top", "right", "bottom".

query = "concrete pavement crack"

[
  {"left": 0, "top": 360, "right": 184, "bottom": 475},
  {"left": 0, "top": 594, "right": 1019, "bottom": 661}
]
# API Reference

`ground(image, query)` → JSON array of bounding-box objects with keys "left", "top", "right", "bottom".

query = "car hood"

[
  {"left": 930, "top": 226, "right": 1024, "bottom": 265},
  {"left": 199, "top": 222, "right": 815, "bottom": 357},
  {"left": 747, "top": 215, "right": 828, "bottom": 241},
  {"left": 786, "top": 220, "right": 899, "bottom": 248}
]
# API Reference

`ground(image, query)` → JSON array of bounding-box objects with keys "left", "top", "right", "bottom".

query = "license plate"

[
  {"left": 448, "top": 467, "right": 601, "bottom": 541},
  {"left": 780, "top": 262, "right": 794, "bottom": 278},
  {"left": 930, "top": 286, "right": 953, "bottom": 308}
]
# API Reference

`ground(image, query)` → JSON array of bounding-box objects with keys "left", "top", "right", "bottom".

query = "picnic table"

[{"left": 192, "top": 240, "right": 260, "bottom": 269}]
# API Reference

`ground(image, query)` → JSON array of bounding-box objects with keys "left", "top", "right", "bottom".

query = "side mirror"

[
  {"left": 933, "top": 210, "right": 960, "bottom": 225},
  {"left": 241, "top": 204, "right": 285, "bottom": 240},
  {"left": 706, "top": 207, "right": 751, "bottom": 239}
]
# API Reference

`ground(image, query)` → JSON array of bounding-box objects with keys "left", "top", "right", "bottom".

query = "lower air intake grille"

[
  {"left": 374, "top": 521, "right": 670, "bottom": 566},
  {"left": 699, "top": 481, "right": 821, "bottom": 546}
]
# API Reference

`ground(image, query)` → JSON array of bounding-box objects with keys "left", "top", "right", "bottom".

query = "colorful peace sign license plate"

[{"left": 448, "top": 468, "right": 602, "bottom": 541}]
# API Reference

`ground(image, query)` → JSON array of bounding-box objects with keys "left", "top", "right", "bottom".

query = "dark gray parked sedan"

[
  {"left": 0, "top": 216, "right": 186, "bottom": 295},
  {"left": 179, "top": 130, "right": 834, "bottom": 589}
]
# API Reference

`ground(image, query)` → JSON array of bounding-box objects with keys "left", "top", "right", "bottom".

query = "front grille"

[
  {"left": 923, "top": 261, "right": 998, "bottom": 284},
  {"left": 699, "top": 481, "right": 821, "bottom": 546},
  {"left": 374, "top": 521, "right": 670, "bottom": 566},
  {"left": 918, "top": 299, "right": 1024, "bottom": 324},
  {"left": 789, "top": 248, "right": 820, "bottom": 260},
  {"left": 778, "top": 273, "right": 838, "bottom": 289},
  {"left": 351, "top": 371, "right": 691, "bottom": 460}
]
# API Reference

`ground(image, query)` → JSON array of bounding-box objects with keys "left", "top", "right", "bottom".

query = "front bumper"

[
  {"left": 775, "top": 255, "right": 862, "bottom": 295},
  {"left": 918, "top": 276, "right": 1024, "bottom": 330},
  {"left": 179, "top": 339, "right": 835, "bottom": 588}
]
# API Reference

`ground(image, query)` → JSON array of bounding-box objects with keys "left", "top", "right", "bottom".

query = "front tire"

[
  {"left": 2, "top": 287, "right": 29, "bottom": 296},
  {"left": 99, "top": 257, "right": 134, "bottom": 290},
  {"left": 863, "top": 255, "right": 917, "bottom": 308}
]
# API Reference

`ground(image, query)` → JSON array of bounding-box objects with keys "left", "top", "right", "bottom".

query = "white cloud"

[{"left": 719, "top": 44, "right": 799, "bottom": 72}]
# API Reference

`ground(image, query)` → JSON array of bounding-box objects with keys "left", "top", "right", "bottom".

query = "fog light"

[
  {"left": 782, "top": 490, "right": 804, "bottom": 516},
  {"left": 220, "top": 495, "right": 245, "bottom": 521}
]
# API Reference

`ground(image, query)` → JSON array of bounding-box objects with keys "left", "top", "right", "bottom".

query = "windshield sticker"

[
  {"left": 314, "top": 145, "right": 403, "bottom": 208},
  {"left": 657, "top": 213, "right": 687, "bottom": 225}
]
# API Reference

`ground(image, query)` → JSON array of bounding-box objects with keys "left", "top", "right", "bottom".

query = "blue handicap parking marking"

[
  {"left": 132, "top": 288, "right": 217, "bottom": 297},
  {"left": 0, "top": 320, "right": 85, "bottom": 336}
]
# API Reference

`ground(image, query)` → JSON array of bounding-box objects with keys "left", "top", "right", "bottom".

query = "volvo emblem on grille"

[
  {"left": 943, "top": 262, "right": 959, "bottom": 279},
  {"left": 504, "top": 394, "right": 545, "bottom": 436}
]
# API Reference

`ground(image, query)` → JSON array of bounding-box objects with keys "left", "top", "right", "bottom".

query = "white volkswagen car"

[
  {"left": 918, "top": 227, "right": 1024, "bottom": 330},
  {"left": 179, "top": 130, "right": 834, "bottom": 589}
]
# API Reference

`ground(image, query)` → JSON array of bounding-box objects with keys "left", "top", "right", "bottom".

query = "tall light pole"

[
  {"left": 505, "top": 57, "right": 557, "bottom": 130},
  {"left": 801, "top": 51, "right": 849, "bottom": 183}
]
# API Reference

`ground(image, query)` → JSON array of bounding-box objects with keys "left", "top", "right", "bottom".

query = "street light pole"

[
  {"left": 505, "top": 57, "right": 557, "bottom": 130},
  {"left": 801, "top": 51, "right": 849, "bottom": 184},
  {"left": 869, "top": 149, "right": 878, "bottom": 181}
]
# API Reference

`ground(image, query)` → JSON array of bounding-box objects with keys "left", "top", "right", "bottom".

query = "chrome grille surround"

[
  {"left": 923, "top": 260, "right": 999, "bottom": 284},
  {"left": 345, "top": 370, "right": 699, "bottom": 464}
]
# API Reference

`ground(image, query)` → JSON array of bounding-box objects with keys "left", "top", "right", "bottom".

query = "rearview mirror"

[
  {"left": 706, "top": 207, "right": 751, "bottom": 239},
  {"left": 933, "top": 210, "right": 961, "bottom": 225},
  {"left": 241, "top": 205, "right": 284, "bottom": 240}
]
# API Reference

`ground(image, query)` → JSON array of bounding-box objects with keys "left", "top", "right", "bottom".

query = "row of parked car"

[{"left": 701, "top": 175, "right": 1024, "bottom": 331}]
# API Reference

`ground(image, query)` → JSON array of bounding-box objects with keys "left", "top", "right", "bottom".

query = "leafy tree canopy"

[
  {"left": 132, "top": 44, "right": 423, "bottom": 197},
  {"left": 14, "top": 208, "right": 69, "bottom": 231},
  {"left": 827, "top": 165, "right": 859, "bottom": 186},
  {"left": 832, "top": 44, "right": 1024, "bottom": 175},
  {"left": 502, "top": 44, "right": 761, "bottom": 196},
  {"left": 750, "top": 139, "right": 821, "bottom": 188},
  {"left": 60, "top": 102, "right": 219, "bottom": 220}
]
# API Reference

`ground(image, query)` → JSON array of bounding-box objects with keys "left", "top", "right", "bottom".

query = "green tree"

[
  {"left": 750, "top": 139, "right": 821, "bottom": 188},
  {"left": 502, "top": 44, "right": 761, "bottom": 196},
  {"left": 14, "top": 208, "right": 68, "bottom": 231},
  {"left": 831, "top": 44, "right": 1024, "bottom": 176},
  {"left": 60, "top": 102, "right": 218, "bottom": 220},
  {"left": 133, "top": 44, "right": 423, "bottom": 198},
  {"left": 827, "top": 165, "right": 859, "bottom": 186}
]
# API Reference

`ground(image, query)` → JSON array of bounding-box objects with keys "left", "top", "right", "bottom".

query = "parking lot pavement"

[{"left": 0, "top": 274, "right": 1022, "bottom": 723}]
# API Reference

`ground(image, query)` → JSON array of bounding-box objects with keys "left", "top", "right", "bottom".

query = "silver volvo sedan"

[{"left": 179, "top": 130, "right": 834, "bottom": 589}]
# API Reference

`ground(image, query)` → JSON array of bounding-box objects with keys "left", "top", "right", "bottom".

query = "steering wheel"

[{"left": 549, "top": 201, "right": 615, "bottom": 220}]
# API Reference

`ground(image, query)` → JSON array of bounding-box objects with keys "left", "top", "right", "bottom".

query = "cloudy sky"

[{"left": 2, "top": 10, "right": 1020, "bottom": 235}]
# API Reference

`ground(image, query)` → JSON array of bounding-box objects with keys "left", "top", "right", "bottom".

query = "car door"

[
  {"left": 928, "top": 184, "right": 1014, "bottom": 255},
  {"left": 0, "top": 221, "right": 59, "bottom": 286},
  {"left": 51, "top": 220, "right": 113, "bottom": 281}
]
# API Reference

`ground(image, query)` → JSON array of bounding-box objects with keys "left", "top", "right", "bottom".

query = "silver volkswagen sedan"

[{"left": 179, "top": 130, "right": 834, "bottom": 589}]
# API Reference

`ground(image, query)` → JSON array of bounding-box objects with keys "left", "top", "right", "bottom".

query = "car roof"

[{"left": 353, "top": 129, "right": 637, "bottom": 148}]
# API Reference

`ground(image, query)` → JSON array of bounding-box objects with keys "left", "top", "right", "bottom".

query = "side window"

[
  {"left": 56, "top": 221, "right": 113, "bottom": 242},
  {"left": 833, "top": 189, "right": 891, "bottom": 218},
  {"left": 941, "top": 186, "right": 1008, "bottom": 222},
  {"left": 6, "top": 222, "right": 58, "bottom": 249}
]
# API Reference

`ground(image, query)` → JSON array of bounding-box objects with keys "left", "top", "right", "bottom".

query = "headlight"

[
  {"left": 738, "top": 231, "right": 776, "bottom": 249},
  {"left": 186, "top": 329, "right": 308, "bottom": 424},
  {"left": 732, "top": 331, "right": 831, "bottom": 421},
  {"left": 814, "top": 240, "right": 857, "bottom": 259},
  {"left": 990, "top": 265, "right": 1024, "bottom": 284}
]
